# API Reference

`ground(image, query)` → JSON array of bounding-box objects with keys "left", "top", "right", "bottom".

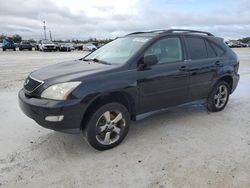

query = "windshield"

[
  {"left": 84, "top": 37, "right": 151, "bottom": 65},
  {"left": 43, "top": 41, "right": 53, "bottom": 44}
]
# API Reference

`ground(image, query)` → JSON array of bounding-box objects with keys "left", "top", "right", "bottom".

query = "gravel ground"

[{"left": 0, "top": 49, "right": 250, "bottom": 188}]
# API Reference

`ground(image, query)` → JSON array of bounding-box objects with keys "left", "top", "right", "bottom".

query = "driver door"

[{"left": 137, "top": 37, "right": 189, "bottom": 114}]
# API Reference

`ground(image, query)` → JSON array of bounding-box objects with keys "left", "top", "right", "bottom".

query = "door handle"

[
  {"left": 215, "top": 61, "right": 222, "bottom": 66},
  {"left": 179, "top": 66, "right": 187, "bottom": 71}
]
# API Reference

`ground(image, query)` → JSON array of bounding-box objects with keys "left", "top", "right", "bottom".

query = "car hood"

[
  {"left": 43, "top": 44, "right": 55, "bottom": 47},
  {"left": 30, "top": 60, "right": 115, "bottom": 82}
]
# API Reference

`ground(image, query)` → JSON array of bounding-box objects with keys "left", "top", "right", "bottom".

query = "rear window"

[{"left": 186, "top": 36, "right": 207, "bottom": 60}]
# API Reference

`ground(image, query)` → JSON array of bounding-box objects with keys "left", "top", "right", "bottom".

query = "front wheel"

[
  {"left": 207, "top": 81, "right": 230, "bottom": 112},
  {"left": 84, "top": 103, "right": 130, "bottom": 150}
]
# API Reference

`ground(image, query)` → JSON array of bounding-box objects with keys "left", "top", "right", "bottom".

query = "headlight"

[{"left": 41, "top": 82, "right": 81, "bottom": 100}]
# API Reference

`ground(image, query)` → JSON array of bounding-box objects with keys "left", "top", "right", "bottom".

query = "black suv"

[{"left": 19, "top": 29, "right": 240, "bottom": 150}]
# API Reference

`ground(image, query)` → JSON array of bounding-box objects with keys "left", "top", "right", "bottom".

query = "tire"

[
  {"left": 29, "top": 48, "right": 32, "bottom": 51},
  {"left": 207, "top": 81, "right": 230, "bottom": 112},
  {"left": 13, "top": 48, "right": 16, "bottom": 51},
  {"left": 19, "top": 48, "right": 22, "bottom": 51},
  {"left": 84, "top": 102, "right": 130, "bottom": 150},
  {"left": 3, "top": 48, "right": 6, "bottom": 51}
]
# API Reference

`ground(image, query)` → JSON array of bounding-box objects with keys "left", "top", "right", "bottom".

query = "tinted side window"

[
  {"left": 186, "top": 37, "right": 207, "bottom": 60},
  {"left": 145, "top": 37, "right": 183, "bottom": 64},
  {"left": 210, "top": 42, "right": 225, "bottom": 56},
  {"left": 205, "top": 40, "right": 217, "bottom": 58}
]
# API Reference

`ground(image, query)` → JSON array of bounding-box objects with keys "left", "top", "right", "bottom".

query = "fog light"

[{"left": 45, "top": 115, "right": 64, "bottom": 122}]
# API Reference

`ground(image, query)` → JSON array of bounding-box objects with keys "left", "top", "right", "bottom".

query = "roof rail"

[
  {"left": 127, "top": 32, "right": 149, "bottom": 35},
  {"left": 127, "top": 29, "right": 214, "bottom": 36},
  {"left": 127, "top": 30, "right": 168, "bottom": 35},
  {"left": 165, "top": 29, "right": 214, "bottom": 36}
]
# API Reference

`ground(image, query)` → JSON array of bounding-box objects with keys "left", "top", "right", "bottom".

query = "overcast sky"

[{"left": 0, "top": 0, "right": 250, "bottom": 40}]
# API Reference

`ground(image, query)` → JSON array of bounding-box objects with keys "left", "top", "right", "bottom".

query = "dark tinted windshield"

[
  {"left": 43, "top": 41, "right": 53, "bottom": 44},
  {"left": 22, "top": 41, "right": 30, "bottom": 44}
]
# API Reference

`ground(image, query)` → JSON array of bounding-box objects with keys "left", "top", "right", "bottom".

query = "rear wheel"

[
  {"left": 3, "top": 48, "right": 6, "bottom": 51},
  {"left": 84, "top": 103, "right": 130, "bottom": 150},
  {"left": 13, "top": 48, "right": 16, "bottom": 51},
  {"left": 207, "top": 81, "right": 230, "bottom": 112}
]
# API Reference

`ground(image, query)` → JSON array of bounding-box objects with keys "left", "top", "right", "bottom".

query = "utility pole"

[
  {"left": 49, "top": 30, "right": 52, "bottom": 41},
  {"left": 43, "top": 21, "right": 47, "bottom": 40}
]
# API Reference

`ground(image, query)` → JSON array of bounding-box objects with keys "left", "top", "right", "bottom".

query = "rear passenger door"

[{"left": 184, "top": 36, "right": 223, "bottom": 101}]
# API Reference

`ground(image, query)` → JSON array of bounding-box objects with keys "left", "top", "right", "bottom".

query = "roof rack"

[
  {"left": 165, "top": 29, "right": 214, "bottom": 36},
  {"left": 127, "top": 30, "right": 168, "bottom": 35},
  {"left": 127, "top": 29, "right": 214, "bottom": 36}
]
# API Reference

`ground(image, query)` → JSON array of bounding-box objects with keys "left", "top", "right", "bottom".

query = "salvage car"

[
  {"left": 19, "top": 41, "right": 33, "bottom": 51},
  {"left": 83, "top": 43, "right": 97, "bottom": 51},
  {"left": 38, "top": 40, "right": 57, "bottom": 52},
  {"left": 58, "top": 43, "right": 71, "bottom": 52},
  {"left": 19, "top": 29, "right": 240, "bottom": 150},
  {"left": 2, "top": 38, "right": 16, "bottom": 51}
]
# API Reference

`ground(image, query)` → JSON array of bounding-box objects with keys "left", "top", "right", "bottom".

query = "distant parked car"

[
  {"left": 73, "top": 43, "right": 84, "bottom": 50},
  {"left": 65, "top": 43, "right": 75, "bottom": 51},
  {"left": 227, "top": 40, "right": 247, "bottom": 48},
  {"left": 2, "top": 38, "right": 16, "bottom": 51},
  {"left": 225, "top": 41, "right": 234, "bottom": 48},
  {"left": 38, "top": 40, "right": 57, "bottom": 51},
  {"left": 239, "top": 42, "right": 248, "bottom": 48},
  {"left": 53, "top": 42, "right": 60, "bottom": 51},
  {"left": 83, "top": 43, "right": 97, "bottom": 51},
  {"left": 59, "top": 43, "right": 71, "bottom": 52},
  {"left": 19, "top": 41, "right": 32, "bottom": 51},
  {"left": 30, "top": 42, "right": 36, "bottom": 48}
]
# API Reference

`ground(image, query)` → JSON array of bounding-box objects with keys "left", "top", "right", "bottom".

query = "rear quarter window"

[
  {"left": 210, "top": 42, "right": 225, "bottom": 56},
  {"left": 205, "top": 40, "right": 217, "bottom": 58}
]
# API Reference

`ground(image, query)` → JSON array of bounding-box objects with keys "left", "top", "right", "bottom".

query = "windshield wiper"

[{"left": 83, "top": 58, "right": 111, "bottom": 65}]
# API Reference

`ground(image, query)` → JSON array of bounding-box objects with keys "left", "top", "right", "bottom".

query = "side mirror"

[{"left": 143, "top": 54, "right": 158, "bottom": 67}]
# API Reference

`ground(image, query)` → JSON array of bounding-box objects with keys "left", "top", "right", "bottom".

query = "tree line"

[
  {"left": 0, "top": 34, "right": 114, "bottom": 44},
  {"left": 2, "top": 33, "right": 249, "bottom": 44}
]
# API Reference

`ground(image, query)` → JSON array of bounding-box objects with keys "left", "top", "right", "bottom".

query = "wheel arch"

[
  {"left": 216, "top": 75, "right": 233, "bottom": 93},
  {"left": 81, "top": 91, "right": 136, "bottom": 130}
]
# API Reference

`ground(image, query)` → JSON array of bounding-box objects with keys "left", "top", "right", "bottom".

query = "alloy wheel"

[
  {"left": 95, "top": 110, "right": 126, "bottom": 145},
  {"left": 214, "top": 85, "right": 228, "bottom": 109}
]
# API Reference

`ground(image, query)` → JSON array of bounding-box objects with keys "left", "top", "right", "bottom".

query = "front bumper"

[
  {"left": 18, "top": 89, "right": 85, "bottom": 133},
  {"left": 43, "top": 46, "right": 57, "bottom": 51}
]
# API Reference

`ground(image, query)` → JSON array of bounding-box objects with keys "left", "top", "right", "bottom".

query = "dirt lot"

[{"left": 0, "top": 49, "right": 250, "bottom": 188}]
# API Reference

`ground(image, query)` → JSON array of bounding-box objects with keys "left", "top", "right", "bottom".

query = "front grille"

[
  {"left": 24, "top": 76, "right": 43, "bottom": 93},
  {"left": 45, "top": 46, "right": 54, "bottom": 49}
]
